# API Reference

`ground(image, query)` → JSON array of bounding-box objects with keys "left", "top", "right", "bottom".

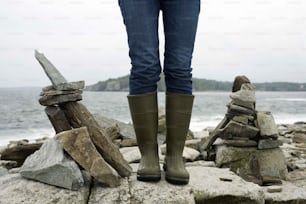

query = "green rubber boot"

[
  {"left": 165, "top": 93, "right": 194, "bottom": 185},
  {"left": 127, "top": 92, "right": 161, "bottom": 182}
]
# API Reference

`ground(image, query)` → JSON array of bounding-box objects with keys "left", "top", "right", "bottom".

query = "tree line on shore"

[{"left": 85, "top": 75, "right": 306, "bottom": 92}]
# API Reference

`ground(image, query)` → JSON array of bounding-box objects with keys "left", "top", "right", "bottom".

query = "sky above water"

[{"left": 0, "top": 0, "right": 305, "bottom": 87}]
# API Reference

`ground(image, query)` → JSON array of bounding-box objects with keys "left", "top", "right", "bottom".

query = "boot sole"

[
  {"left": 165, "top": 176, "right": 189, "bottom": 185},
  {"left": 137, "top": 174, "right": 161, "bottom": 182}
]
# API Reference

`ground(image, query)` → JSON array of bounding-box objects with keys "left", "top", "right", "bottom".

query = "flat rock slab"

[
  {"left": 0, "top": 173, "right": 90, "bottom": 204},
  {"left": 89, "top": 166, "right": 266, "bottom": 204},
  {"left": 263, "top": 182, "right": 306, "bottom": 204},
  {"left": 20, "top": 138, "right": 84, "bottom": 190},
  {"left": 256, "top": 111, "right": 279, "bottom": 137},
  {"left": 39, "top": 93, "right": 82, "bottom": 106},
  {"left": 58, "top": 127, "right": 120, "bottom": 187},
  {"left": 88, "top": 179, "right": 131, "bottom": 204},
  {"left": 189, "top": 166, "right": 264, "bottom": 204},
  {"left": 1, "top": 143, "right": 42, "bottom": 166}
]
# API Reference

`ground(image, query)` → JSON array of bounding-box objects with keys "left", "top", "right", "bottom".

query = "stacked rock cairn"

[
  {"left": 202, "top": 76, "right": 286, "bottom": 185},
  {"left": 218, "top": 76, "right": 282, "bottom": 149}
]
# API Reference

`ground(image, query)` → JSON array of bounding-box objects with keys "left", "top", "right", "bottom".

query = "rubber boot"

[
  {"left": 165, "top": 93, "right": 194, "bottom": 185},
  {"left": 127, "top": 92, "right": 161, "bottom": 182}
]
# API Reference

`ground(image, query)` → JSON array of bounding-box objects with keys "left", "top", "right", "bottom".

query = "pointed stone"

[
  {"left": 20, "top": 138, "right": 84, "bottom": 190},
  {"left": 35, "top": 50, "right": 67, "bottom": 86},
  {"left": 57, "top": 127, "right": 120, "bottom": 187}
]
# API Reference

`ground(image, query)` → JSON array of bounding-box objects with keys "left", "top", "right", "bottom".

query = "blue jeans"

[{"left": 119, "top": 0, "right": 200, "bottom": 95}]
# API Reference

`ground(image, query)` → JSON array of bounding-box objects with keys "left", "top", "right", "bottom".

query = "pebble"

[{"left": 267, "top": 186, "right": 282, "bottom": 193}]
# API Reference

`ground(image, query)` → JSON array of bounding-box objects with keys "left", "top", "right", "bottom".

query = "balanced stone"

[
  {"left": 39, "top": 93, "right": 82, "bottom": 106},
  {"left": 218, "top": 120, "right": 259, "bottom": 139},
  {"left": 292, "top": 133, "right": 306, "bottom": 143},
  {"left": 230, "top": 83, "right": 256, "bottom": 109},
  {"left": 216, "top": 146, "right": 288, "bottom": 185},
  {"left": 258, "top": 139, "right": 283, "bottom": 150},
  {"left": 55, "top": 81, "right": 85, "bottom": 91},
  {"left": 40, "top": 89, "right": 82, "bottom": 97},
  {"left": 256, "top": 111, "right": 279, "bottom": 137},
  {"left": 224, "top": 139, "right": 258, "bottom": 147},
  {"left": 58, "top": 127, "right": 120, "bottom": 187},
  {"left": 43, "top": 82, "right": 85, "bottom": 92},
  {"left": 232, "top": 75, "right": 251, "bottom": 92},
  {"left": 20, "top": 138, "right": 84, "bottom": 190},
  {"left": 120, "top": 147, "right": 141, "bottom": 163},
  {"left": 232, "top": 115, "right": 249, "bottom": 124},
  {"left": 228, "top": 103, "right": 255, "bottom": 116}
]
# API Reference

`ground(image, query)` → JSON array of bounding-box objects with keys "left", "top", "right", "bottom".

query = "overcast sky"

[{"left": 0, "top": 0, "right": 305, "bottom": 87}]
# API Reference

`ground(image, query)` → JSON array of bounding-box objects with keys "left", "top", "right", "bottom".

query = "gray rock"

[
  {"left": 224, "top": 139, "right": 258, "bottom": 147},
  {"left": 160, "top": 145, "right": 200, "bottom": 162},
  {"left": 186, "top": 161, "right": 216, "bottom": 167},
  {"left": 120, "top": 147, "right": 141, "bottom": 163},
  {"left": 55, "top": 80, "right": 85, "bottom": 91},
  {"left": 0, "top": 167, "right": 8, "bottom": 177},
  {"left": 94, "top": 114, "right": 136, "bottom": 139},
  {"left": 0, "top": 160, "right": 18, "bottom": 169},
  {"left": 185, "top": 139, "right": 202, "bottom": 151},
  {"left": 216, "top": 146, "right": 288, "bottom": 184},
  {"left": 189, "top": 166, "right": 264, "bottom": 204},
  {"left": 263, "top": 182, "right": 306, "bottom": 204},
  {"left": 130, "top": 174, "right": 195, "bottom": 204},
  {"left": 39, "top": 93, "right": 82, "bottom": 106},
  {"left": 258, "top": 139, "right": 283, "bottom": 150},
  {"left": 232, "top": 75, "right": 251, "bottom": 92},
  {"left": 232, "top": 115, "right": 249, "bottom": 124},
  {"left": 8, "top": 167, "right": 20, "bottom": 174},
  {"left": 20, "top": 138, "right": 84, "bottom": 190},
  {"left": 58, "top": 128, "right": 120, "bottom": 188},
  {"left": 267, "top": 186, "right": 282, "bottom": 193},
  {"left": 230, "top": 83, "right": 256, "bottom": 109},
  {"left": 0, "top": 173, "right": 90, "bottom": 204},
  {"left": 40, "top": 89, "right": 82, "bottom": 96},
  {"left": 293, "top": 133, "right": 306, "bottom": 143},
  {"left": 219, "top": 120, "right": 259, "bottom": 139},
  {"left": 193, "top": 130, "right": 210, "bottom": 139},
  {"left": 88, "top": 179, "right": 130, "bottom": 204},
  {"left": 256, "top": 111, "right": 279, "bottom": 137},
  {"left": 228, "top": 103, "right": 255, "bottom": 115}
]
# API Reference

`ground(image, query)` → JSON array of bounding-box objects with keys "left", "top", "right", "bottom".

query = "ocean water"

[{"left": 0, "top": 88, "right": 306, "bottom": 146}]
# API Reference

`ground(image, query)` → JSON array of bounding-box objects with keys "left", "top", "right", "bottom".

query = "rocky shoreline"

[{"left": 1, "top": 116, "right": 306, "bottom": 204}]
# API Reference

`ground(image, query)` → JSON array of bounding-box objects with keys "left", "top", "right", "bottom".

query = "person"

[{"left": 118, "top": 0, "right": 200, "bottom": 185}]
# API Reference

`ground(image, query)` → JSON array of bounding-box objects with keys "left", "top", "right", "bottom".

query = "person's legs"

[
  {"left": 161, "top": 0, "right": 200, "bottom": 185},
  {"left": 119, "top": 0, "right": 161, "bottom": 181},
  {"left": 119, "top": 0, "right": 162, "bottom": 95},
  {"left": 161, "top": 0, "right": 200, "bottom": 94}
]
